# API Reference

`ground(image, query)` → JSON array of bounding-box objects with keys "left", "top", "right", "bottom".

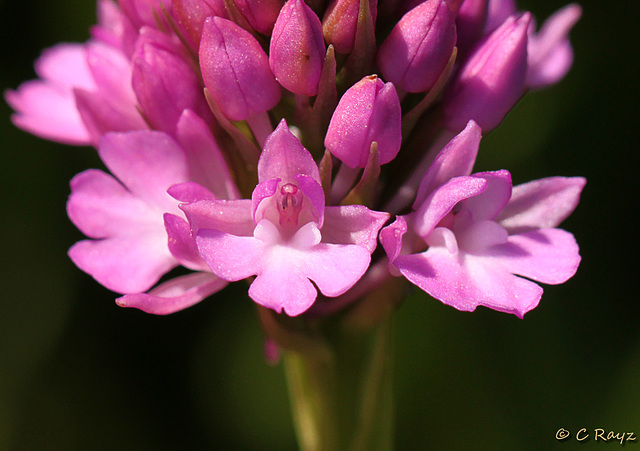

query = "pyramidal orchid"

[
  {"left": 381, "top": 121, "right": 584, "bottom": 318},
  {"left": 7, "top": 0, "right": 585, "bottom": 447},
  {"left": 182, "top": 119, "right": 389, "bottom": 316},
  {"left": 68, "top": 110, "right": 235, "bottom": 314}
]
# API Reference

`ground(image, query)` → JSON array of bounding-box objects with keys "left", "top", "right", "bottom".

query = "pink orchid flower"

[
  {"left": 182, "top": 119, "right": 389, "bottom": 316},
  {"left": 381, "top": 121, "right": 584, "bottom": 317},
  {"left": 68, "top": 110, "right": 235, "bottom": 314},
  {"left": 7, "top": 0, "right": 146, "bottom": 146}
]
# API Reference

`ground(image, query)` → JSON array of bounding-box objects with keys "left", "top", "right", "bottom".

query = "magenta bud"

[
  {"left": 443, "top": 13, "right": 530, "bottom": 133},
  {"left": 199, "top": 16, "right": 281, "bottom": 121},
  {"left": 172, "top": 0, "right": 229, "bottom": 48},
  {"left": 377, "top": 0, "right": 456, "bottom": 93},
  {"left": 270, "top": 0, "right": 325, "bottom": 96},
  {"left": 119, "top": 0, "right": 174, "bottom": 29},
  {"left": 484, "top": 0, "right": 516, "bottom": 33},
  {"left": 455, "top": 0, "right": 489, "bottom": 54},
  {"left": 235, "top": 0, "right": 285, "bottom": 36},
  {"left": 132, "top": 29, "right": 211, "bottom": 133},
  {"left": 322, "top": 0, "right": 378, "bottom": 54},
  {"left": 325, "top": 75, "right": 401, "bottom": 168}
]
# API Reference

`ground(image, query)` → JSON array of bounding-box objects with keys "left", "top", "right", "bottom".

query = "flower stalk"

[{"left": 282, "top": 307, "right": 395, "bottom": 451}]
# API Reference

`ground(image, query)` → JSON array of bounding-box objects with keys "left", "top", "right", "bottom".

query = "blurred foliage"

[{"left": 1, "top": 0, "right": 638, "bottom": 450}]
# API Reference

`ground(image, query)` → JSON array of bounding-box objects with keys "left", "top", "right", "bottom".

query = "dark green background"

[{"left": 1, "top": 0, "right": 637, "bottom": 449}]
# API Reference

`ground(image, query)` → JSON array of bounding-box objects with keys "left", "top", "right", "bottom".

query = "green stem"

[
  {"left": 350, "top": 318, "right": 394, "bottom": 451},
  {"left": 283, "top": 316, "right": 394, "bottom": 451},
  {"left": 284, "top": 348, "right": 340, "bottom": 451}
]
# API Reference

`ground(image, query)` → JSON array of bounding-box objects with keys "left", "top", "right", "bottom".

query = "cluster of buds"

[{"left": 7, "top": 0, "right": 584, "bottom": 321}]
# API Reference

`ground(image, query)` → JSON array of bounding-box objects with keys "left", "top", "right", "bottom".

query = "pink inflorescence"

[{"left": 7, "top": 0, "right": 583, "bottom": 318}]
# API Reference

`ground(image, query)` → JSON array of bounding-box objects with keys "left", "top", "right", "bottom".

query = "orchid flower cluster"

[{"left": 8, "top": 0, "right": 584, "bottom": 321}]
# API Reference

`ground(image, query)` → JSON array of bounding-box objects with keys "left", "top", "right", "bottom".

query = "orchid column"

[{"left": 7, "top": 0, "right": 584, "bottom": 449}]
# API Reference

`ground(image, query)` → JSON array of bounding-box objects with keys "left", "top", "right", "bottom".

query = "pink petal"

[
  {"left": 196, "top": 229, "right": 264, "bottom": 280},
  {"left": 6, "top": 43, "right": 98, "bottom": 144},
  {"left": 6, "top": 81, "right": 91, "bottom": 145},
  {"left": 258, "top": 119, "right": 321, "bottom": 184},
  {"left": 69, "top": 234, "right": 177, "bottom": 294},
  {"left": 413, "top": 176, "right": 488, "bottom": 239},
  {"left": 74, "top": 87, "right": 147, "bottom": 143},
  {"left": 425, "top": 226, "right": 458, "bottom": 254},
  {"left": 528, "top": 39, "right": 573, "bottom": 90},
  {"left": 86, "top": 41, "right": 135, "bottom": 107},
  {"left": 395, "top": 249, "right": 542, "bottom": 317},
  {"left": 460, "top": 170, "right": 512, "bottom": 222},
  {"left": 252, "top": 179, "right": 280, "bottom": 222},
  {"left": 168, "top": 181, "right": 217, "bottom": 203},
  {"left": 67, "top": 169, "right": 158, "bottom": 238},
  {"left": 322, "top": 205, "right": 389, "bottom": 252},
  {"left": 175, "top": 110, "right": 240, "bottom": 199},
  {"left": 303, "top": 242, "right": 371, "bottom": 297},
  {"left": 182, "top": 199, "right": 255, "bottom": 236},
  {"left": 98, "top": 131, "right": 189, "bottom": 208},
  {"left": 527, "top": 4, "right": 581, "bottom": 89},
  {"left": 116, "top": 272, "right": 227, "bottom": 315},
  {"left": 164, "top": 213, "right": 210, "bottom": 271},
  {"left": 380, "top": 216, "right": 408, "bottom": 273},
  {"left": 487, "top": 228, "right": 581, "bottom": 284},
  {"left": 496, "top": 176, "right": 586, "bottom": 234},
  {"left": 247, "top": 228, "right": 370, "bottom": 316},
  {"left": 296, "top": 174, "right": 325, "bottom": 227},
  {"left": 92, "top": 0, "right": 133, "bottom": 50},
  {"left": 456, "top": 218, "right": 508, "bottom": 253},
  {"left": 249, "top": 259, "right": 318, "bottom": 316},
  {"left": 414, "top": 120, "right": 482, "bottom": 208},
  {"left": 35, "top": 44, "right": 96, "bottom": 90}
]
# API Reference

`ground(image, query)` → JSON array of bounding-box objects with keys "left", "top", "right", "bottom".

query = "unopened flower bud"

[
  {"left": 443, "top": 13, "right": 530, "bottom": 132},
  {"left": 173, "top": 0, "right": 229, "bottom": 48},
  {"left": 270, "top": 0, "right": 325, "bottom": 96},
  {"left": 199, "top": 16, "right": 281, "bottom": 121},
  {"left": 455, "top": 0, "right": 489, "bottom": 54},
  {"left": 325, "top": 75, "right": 401, "bottom": 168},
  {"left": 377, "top": 0, "right": 456, "bottom": 93},
  {"left": 119, "top": 0, "right": 173, "bottom": 29},
  {"left": 132, "top": 29, "right": 211, "bottom": 133},
  {"left": 322, "top": 0, "right": 377, "bottom": 54},
  {"left": 235, "top": 0, "right": 285, "bottom": 36},
  {"left": 484, "top": 0, "right": 516, "bottom": 33}
]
